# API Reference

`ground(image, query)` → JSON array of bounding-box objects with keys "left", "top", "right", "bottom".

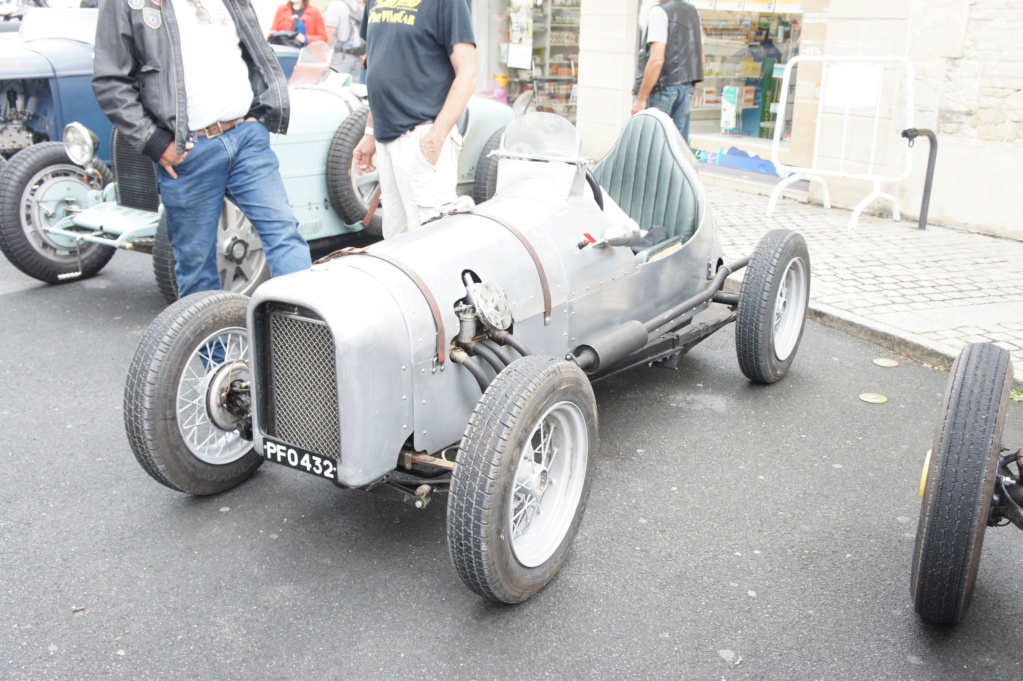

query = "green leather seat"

[{"left": 592, "top": 110, "right": 701, "bottom": 263}]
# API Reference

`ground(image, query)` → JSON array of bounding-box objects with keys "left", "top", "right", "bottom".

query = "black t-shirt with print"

[{"left": 360, "top": 0, "right": 475, "bottom": 143}]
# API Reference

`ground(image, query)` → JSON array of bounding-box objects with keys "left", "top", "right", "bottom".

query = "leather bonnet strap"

[{"left": 315, "top": 247, "right": 447, "bottom": 363}]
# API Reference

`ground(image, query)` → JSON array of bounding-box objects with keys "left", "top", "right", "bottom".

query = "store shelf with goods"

[{"left": 493, "top": 0, "right": 579, "bottom": 121}]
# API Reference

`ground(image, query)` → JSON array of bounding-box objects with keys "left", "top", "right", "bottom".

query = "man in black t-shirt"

[{"left": 353, "top": 0, "right": 477, "bottom": 239}]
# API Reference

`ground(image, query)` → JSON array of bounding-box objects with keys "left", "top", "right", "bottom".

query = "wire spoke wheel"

[
  {"left": 175, "top": 327, "right": 252, "bottom": 465},
  {"left": 124, "top": 291, "right": 262, "bottom": 495},
  {"left": 509, "top": 401, "right": 588, "bottom": 568},
  {"left": 448, "top": 355, "right": 597, "bottom": 603}
]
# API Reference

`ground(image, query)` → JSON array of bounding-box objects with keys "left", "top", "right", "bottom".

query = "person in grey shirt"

[{"left": 324, "top": 0, "right": 364, "bottom": 80}]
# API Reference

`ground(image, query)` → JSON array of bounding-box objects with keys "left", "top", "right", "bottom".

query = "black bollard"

[{"left": 901, "top": 128, "right": 937, "bottom": 230}]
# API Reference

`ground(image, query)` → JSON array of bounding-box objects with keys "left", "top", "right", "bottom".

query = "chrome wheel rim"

[
  {"left": 509, "top": 400, "right": 588, "bottom": 568},
  {"left": 217, "top": 202, "right": 268, "bottom": 295},
  {"left": 773, "top": 257, "right": 808, "bottom": 361},
  {"left": 20, "top": 164, "right": 100, "bottom": 255},
  {"left": 176, "top": 327, "right": 252, "bottom": 465}
]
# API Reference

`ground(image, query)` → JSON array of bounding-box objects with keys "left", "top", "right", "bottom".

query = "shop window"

[{"left": 480, "top": 0, "right": 579, "bottom": 123}]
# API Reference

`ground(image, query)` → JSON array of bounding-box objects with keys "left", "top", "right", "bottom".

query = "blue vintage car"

[
  {"left": 0, "top": 8, "right": 299, "bottom": 165},
  {"left": 0, "top": 9, "right": 112, "bottom": 164}
]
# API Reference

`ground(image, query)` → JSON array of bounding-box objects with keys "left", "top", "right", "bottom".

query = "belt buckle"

[{"left": 204, "top": 121, "right": 226, "bottom": 138}]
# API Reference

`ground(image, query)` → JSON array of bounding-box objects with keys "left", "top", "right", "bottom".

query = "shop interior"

[
  {"left": 687, "top": 4, "right": 805, "bottom": 177},
  {"left": 480, "top": 0, "right": 580, "bottom": 123}
]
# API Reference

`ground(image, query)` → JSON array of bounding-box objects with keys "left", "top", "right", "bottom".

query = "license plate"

[{"left": 261, "top": 438, "right": 336, "bottom": 481}]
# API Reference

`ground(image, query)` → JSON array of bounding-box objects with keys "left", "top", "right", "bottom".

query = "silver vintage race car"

[{"left": 124, "top": 110, "right": 812, "bottom": 603}]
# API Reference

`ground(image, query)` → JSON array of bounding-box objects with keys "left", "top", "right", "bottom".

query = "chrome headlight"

[
  {"left": 473, "top": 281, "right": 513, "bottom": 331},
  {"left": 63, "top": 122, "right": 98, "bottom": 166}
]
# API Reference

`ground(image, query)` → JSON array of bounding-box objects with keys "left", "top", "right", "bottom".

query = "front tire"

[
  {"left": 0, "top": 143, "right": 114, "bottom": 283},
  {"left": 152, "top": 201, "right": 270, "bottom": 303},
  {"left": 911, "top": 342, "right": 1013, "bottom": 625},
  {"left": 735, "top": 229, "right": 810, "bottom": 384},
  {"left": 448, "top": 355, "right": 597, "bottom": 603},
  {"left": 124, "top": 291, "right": 262, "bottom": 495}
]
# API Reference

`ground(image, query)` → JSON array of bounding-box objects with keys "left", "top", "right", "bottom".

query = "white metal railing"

[{"left": 767, "top": 55, "right": 915, "bottom": 231}]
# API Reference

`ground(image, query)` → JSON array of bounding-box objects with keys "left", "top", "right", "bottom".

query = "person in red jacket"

[{"left": 270, "top": 0, "right": 328, "bottom": 45}]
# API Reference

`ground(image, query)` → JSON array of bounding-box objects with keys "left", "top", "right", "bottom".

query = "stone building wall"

[
  {"left": 935, "top": 0, "right": 1023, "bottom": 145},
  {"left": 572, "top": 0, "right": 1022, "bottom": 239}
]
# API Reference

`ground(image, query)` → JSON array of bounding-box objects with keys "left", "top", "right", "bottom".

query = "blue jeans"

[
  {"left": 157, "top": 121, "right": 311, "bottom": 298},
  {"left": 649, "top": 83, "right": 695, "bottom": 142}
]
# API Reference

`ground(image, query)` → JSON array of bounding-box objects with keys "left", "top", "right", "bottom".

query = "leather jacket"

[
  {"left": 92, "top": 0, "right": 290, "bottom": 163},
  {"left": 634, "top": 0, "right": 704, "bottom": 95}
]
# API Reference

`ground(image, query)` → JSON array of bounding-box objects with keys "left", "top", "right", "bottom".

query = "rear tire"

[
  {"left": 152, "top": 201, "right": 270, "bottom": 303},
  {"left": 124, "top": 291, "right": 261, "bottom": 495},
  {"left": 911, "top": 342, "right": 1013, "bottom": 625},
  {"left": 326, "top": 104, "right": 383, "bottom": 237},
  {"left": 472, "top": 126, "right": 504, "bottom": 205},
  {"left": 0, "top": 143, "right": 114, "bottom": 283},
  {"left": 735, "top": 229, "right": 810, "bottom": 384}
]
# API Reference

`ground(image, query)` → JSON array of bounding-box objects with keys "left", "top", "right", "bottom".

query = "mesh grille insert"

[
  {"left": 111, "top": 129, "right": 160, "bottom": 212},
  {"left": 266, "top": 310, "right": 341, "bottom": 460}
]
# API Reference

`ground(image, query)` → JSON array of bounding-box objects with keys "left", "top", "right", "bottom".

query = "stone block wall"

[{"left": 813, "top": 0, "right": 1022, "bottom": 239}]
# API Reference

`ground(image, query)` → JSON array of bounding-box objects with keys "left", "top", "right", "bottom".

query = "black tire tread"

[
  {"left": 911, "top": 342, "right": 1013, "bottom": 624},
  {"left": 123, "top": 291, "right": 261, "bottom": 495},
  {"left": 735, "top": 228, "right": 810, "bottom": 384},
  {"left": 325, "top": 105, "right": 382, "bottom": 236},
  {"left": 0, "top": 143, "right": 114, "bottom": 283},
  {"left": 152, "top": 213, "right": 178, "bottom": 303},
  {"left": 471, "top": 127, "right": 504, "bottom": 205},
  {"left": 448, "top": 355, "right": 596, "bottom": 603}
]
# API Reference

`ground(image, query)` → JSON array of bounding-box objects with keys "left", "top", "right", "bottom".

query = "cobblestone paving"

[{"left": 707, "top": 185, "right": 1023, "bottom": 386}]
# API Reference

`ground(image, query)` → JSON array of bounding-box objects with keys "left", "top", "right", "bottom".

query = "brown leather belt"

[
  {"left": 467, "top": 210, "right": 553, "bottom": 325},
  {"left": 194, "top": 118, "right": 246, "bottom": 138}
]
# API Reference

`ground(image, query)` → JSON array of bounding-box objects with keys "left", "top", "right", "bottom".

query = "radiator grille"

[
  {"left": 111, "top": 129, "right": 160, "bottom": 212},
  {"left": 263, "top": 308, "right": 341, "bottom": 460}
]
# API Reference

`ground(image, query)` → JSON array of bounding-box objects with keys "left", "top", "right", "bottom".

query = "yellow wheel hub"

[{"left": 919, "top": 449, "right": 932, "bottom": 498}]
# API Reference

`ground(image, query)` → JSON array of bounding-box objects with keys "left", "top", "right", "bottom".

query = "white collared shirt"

[{"left": 169, "top": 0, "right": 254, "bottom": 130}]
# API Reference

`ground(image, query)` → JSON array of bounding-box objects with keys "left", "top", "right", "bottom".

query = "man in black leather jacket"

[{"left": 92, "top": 0, "right": 310, "bottom": 298}]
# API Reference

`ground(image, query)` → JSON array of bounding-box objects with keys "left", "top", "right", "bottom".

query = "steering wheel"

[{"left": 584, "top": 167, "right": 604, "bottom": 211}]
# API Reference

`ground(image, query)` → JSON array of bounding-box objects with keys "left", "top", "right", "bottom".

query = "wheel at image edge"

[
  {"left": 0, "top": 143, "right": 114, "bottom": 283},
  {"left": 911, "top": 342, "right": 1013, "bottom": 625}
]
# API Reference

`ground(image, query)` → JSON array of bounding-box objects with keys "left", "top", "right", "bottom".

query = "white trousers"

[{"left": 376, "top": 123, "right": 461, "bottom": 240}]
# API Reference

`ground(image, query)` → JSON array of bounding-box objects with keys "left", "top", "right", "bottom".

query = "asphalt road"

[{"left": 1, "top": 250, "right": 1022, "bottom": 681}]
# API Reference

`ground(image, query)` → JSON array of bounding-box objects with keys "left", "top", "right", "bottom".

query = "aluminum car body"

[{"left": 249, "top": 117, "right": 721, "bottom": 488}]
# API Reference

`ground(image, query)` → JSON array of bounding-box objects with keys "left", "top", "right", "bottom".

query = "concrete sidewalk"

[{"left": 708, "top": 184, "right": 1023, "bottom": 390}]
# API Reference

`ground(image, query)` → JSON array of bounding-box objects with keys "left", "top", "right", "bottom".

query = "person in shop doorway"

[
  {"left": 92, "top": 0, "right": 312, "bottom": 298},
  {"left": 632, "top": 0, "right": 704, "bottom": 142},
  {"left": 352, "top": 0, "right": 477, "bottom": 239},
  {"left": 324, "top": 0, "right": 364, "bottom": 81}
]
